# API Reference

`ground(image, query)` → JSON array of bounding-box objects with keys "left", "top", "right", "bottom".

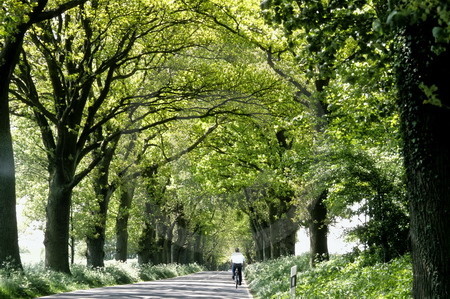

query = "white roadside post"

[{"left": 290, "top": 265, "right": 297, "bottom": 299}]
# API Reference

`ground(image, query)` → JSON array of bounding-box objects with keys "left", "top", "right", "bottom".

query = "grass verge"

[
  {"left": 0, "top": 261, "right": 204, "bottom": 299},
  {"left": 245, "top": 253, "right": 412, "bottom": 298}
]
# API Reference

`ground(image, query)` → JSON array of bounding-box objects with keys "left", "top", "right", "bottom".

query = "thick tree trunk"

[
  {"left": 86, "top": 189, "right": 110, "bottom": 267},
  {"left": 44, "top": 179, "right": 73, "bottom": 273},
  {"left": 279, "top": 206, "right": 297, "bottom": 256},
  {"left": 86, "top": 233, "right": 105, "bottom": 268},
  {"left": 280, "top": 230, "right": 296, "bottom": 256},
  {"left": 308, "top": 190, "right": 329, "bottom": 267},
  {"left": 174, "top": 216, "right": 188, "bottom": 263},
  {"left": 115, "top": 182, "right": 135, "bottom": 262},
  {"left": 44, "top": 129, "right": 80, "bottom": 273},
  {"left": 137, "top": 166, "right": 162, "bottom": 264},
  {"left": 396, "top": 20, "right": 450, "bottom": 298},
  {"left": 154, "top": 228, "right": 166, "bottom": 265},
  {"left": 43, "top": 127, "right": 82, "bottom": 273},
  {"left": 0, "top": 34, "right": 24, "bottom": 270},
  {"left": 269, "top": 197, "right": 298, "bottom": 258},
  {"left": 193, "top": 232, "right": 203, "bottom": 264},
  {"left": 138, "top": 203, "right": 166, "bottom": 265},
  {"left": 137, "top": 217, "right": 156, "bottom": 265},
  {"left": 86, "top": 139, "right": 117, "bottom": 268}
]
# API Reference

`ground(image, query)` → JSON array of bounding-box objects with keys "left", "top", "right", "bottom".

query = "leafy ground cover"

[
  {"left": 245, "top": 254, "right": 412, "bottom": 298},
  {"left": 0, "top": 261, "right": 204, "bottom": 299}
]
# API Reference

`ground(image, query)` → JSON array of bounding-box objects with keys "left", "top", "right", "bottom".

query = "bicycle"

[{"left": 234, "top": 266, "right": 240, "bottom": 288}]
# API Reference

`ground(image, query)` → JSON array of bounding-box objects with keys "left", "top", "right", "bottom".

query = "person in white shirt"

[{"left": 230, "top": 247, "right": 245, "bottom": 284}]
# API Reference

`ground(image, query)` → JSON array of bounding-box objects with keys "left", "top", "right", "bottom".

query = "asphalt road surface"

[{"left": 38, "top": 271, "right": 254, "bottom": 299}]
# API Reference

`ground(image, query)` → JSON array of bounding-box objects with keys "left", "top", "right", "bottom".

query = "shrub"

[
  {"left": 0, "top": 261, "right": 204, "bottom": 298},
  {"left": 245, "top": 255, "right": 310, "bottom": 299},
  {"left": 245, "top": 254, "right": 412, "bottom": 299},
  {"left": 104, "top": 264, "right": 138, "bottom": 285},
  {"left": 138, "top": 263, "right": 204, "bottom": 281},
  {"left": 294, "top": 254, "right": 412, "bottom": 299},
  {"left": 71, "top": 264, "right": 116, "bottom": 287}
]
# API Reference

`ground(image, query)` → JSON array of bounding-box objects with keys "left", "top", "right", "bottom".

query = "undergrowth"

[
  {"left": 0, "top": 261, "right": 204, "bottom": 299},
  {"left": 245, "top": 253, "right": 412, "bottom": 299}
]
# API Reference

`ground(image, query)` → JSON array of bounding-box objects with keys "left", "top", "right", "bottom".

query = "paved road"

[{"left": 38, "top": 271, "right": 253, "bottom": 299}]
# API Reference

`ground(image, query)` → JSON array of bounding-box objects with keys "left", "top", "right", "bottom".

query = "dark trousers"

[{"left": 232, "top": 263, "right": 243, "bottom": 283}]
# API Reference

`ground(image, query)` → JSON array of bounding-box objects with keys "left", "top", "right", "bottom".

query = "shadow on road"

[{"left": 38, "top": 271, "right": 253, "bottom": 299}]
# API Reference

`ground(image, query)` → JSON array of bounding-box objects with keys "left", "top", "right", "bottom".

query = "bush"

[
  {"left": 294, "top": 254, "right": 412, "bottom": 298},
  {"left": 138, "top": 263, "right": 204, "bottom": 281},
  {"left": 71, "top": 264, "right": 117, "bottom": 287},
  {"left": 0, "top": 261, "right": 204, "bottom": 299},
  {"left": 245, "top": 254, "right": 412, "bottom": 299},
  {"left": 104, "top": 264, "right": 137, "bottom": 285},
  {"left": 245, "top": 255, "right": 310, "bottom": 299},
  {"left": 0, "top": 263, "right": 81, "bottom": 298}
]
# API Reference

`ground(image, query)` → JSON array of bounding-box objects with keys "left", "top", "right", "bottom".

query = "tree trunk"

[
  {"left": 0, "top": 35, "right": 24, "bottom": 270},
  {"left": 86, "top": 185, "right": 112, "bottom": 268},
  {"left": 164, "top": 221, "right": 176, "bottom": 263},
  {"left": 137, "top": 221, "right": 156, "bottom": 265},
  {"left": 43, "top": 129, "right": 80, "bottom": 273},
  {"left": 279, "top": 205, "right": 297, "bottom": 256},
  {"left": 86, "top": 231, "right": 105, "bottom": 268},
  {"left": 396, "top": 19, "right": 450, "bottom": 298},
  {"left": 44, "top": 179, "right": 73, "bottom": 273},
  {"left": 193, "top": 232, "right": 203, "bottom": 264},
  {"left": 269, "top": 223, "right": 276, "bottom": 259},
  {"left": 269, "top": 196, "right": 298, "bottom": 258},
  {"left": 115, "top": 182, "right": 135, "bottom": 262},
  {"left": 174, "top": 215, "right": 188, "bottom": 263},
  {"left": 86, "top": 137, "right": 117, "bottom": 268},
  {"left": 308, "top": 190, "right": 329, "bottom": 267},
  {"left": 253, "top": 221, "right": 269, "bottom": 262}
]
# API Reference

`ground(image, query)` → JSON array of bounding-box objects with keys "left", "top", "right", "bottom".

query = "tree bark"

[
  {"left": 250, "top": 219, "right": 269, "bottom": 262},
  {"left": 40, "top": 99, "right": 87, "bottom": 273},
  {"left": 308, "top": 190, "right": 329, "bottom": 267},
  {"left": 0, "top": 34, "right": 24, "bottom": 270},
  {"left": 137, "top": 217, "right": 156, "bottom": 265},
  {"left": 115, "top": 182, "right": 135, "bottom": 262},
  {"left": 396, "top": 19, "right": 450, "bottom": 298},
  {"left": 86, "top": 230, "right": 106, "bottom": 268},
  {"left": 44, "top": 178, "right": 73, "bottom": 273},
  {"left": 42, "top": 122, "right": 83, "bottom": 273},
  {"left": 164, "top": 221, "right": 176, "bottom": 263},
  {"left": 173, "top": 214, "right": 188, "bottom": 263},
  {"left": 279, "top": 205, "right": 297, "bottom": 256},
  {"left": 86, "top": 138, "right": 117, "bottom": 268},
  {"left": 193, "top": 231, "right": 204, "bottom": 264}
]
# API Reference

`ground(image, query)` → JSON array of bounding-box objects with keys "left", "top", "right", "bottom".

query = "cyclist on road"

[{"left": 230, "top": 247, "right": 245, "bottom": 285}]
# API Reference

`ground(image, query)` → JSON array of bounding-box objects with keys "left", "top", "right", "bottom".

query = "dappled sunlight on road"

[{"left": 38, "top": 271, "right": 253, "bottom": 299}]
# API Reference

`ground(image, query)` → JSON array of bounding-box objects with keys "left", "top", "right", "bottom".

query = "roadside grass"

[
  {"left": 0, "top": 261, "right": 204, "bottom": 299},
  {"left": 245, "top": 253, "right": 412, "bottom": 298}
]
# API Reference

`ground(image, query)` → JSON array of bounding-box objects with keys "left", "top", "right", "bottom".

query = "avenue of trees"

[{"left": 1, "top": 0, "right": 449, "bottom": 298}]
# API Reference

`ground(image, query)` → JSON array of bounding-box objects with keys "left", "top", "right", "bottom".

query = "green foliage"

[
  {"left": 0, "top": 261, "right": 204, "bottom": 299},
  {"left": 0, "top": 0, "right": 34, "bottom": 38},
  {"left": 138, "top": 263, "right": 204, "bottom": 281},
  {"left": 295, "top": 255, "right": 412, "bottom": 298},
  {"left": 0, "top": 262, "right": 83, "bottom": 299},
  {"left": 8, "top": 0, "right": 415, "bottom": 288},
  {"left": 245, "top": 254, "right": 412, "bottom": 299},
  {"left": 387, "top": 0, "right": 450, "bottom": 45},
  {"left": 245, "top": 255, "right": 310, "bottom": 298}
]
